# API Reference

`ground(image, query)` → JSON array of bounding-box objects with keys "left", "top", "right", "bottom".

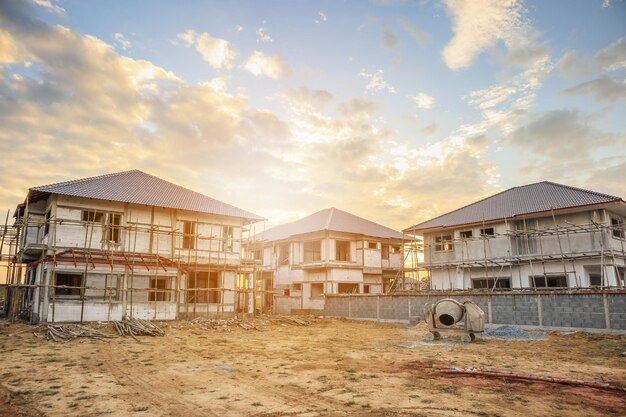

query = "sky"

[{"left": 0, "top": 0, "right": 625, "bottom": 231}]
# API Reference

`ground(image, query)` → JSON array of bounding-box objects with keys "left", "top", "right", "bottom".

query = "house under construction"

[
  {"left": 248, "top": 207, "right": 409, "bottom": 313},
  {"left": 0, "top": 170, "right": 265, "bottom": 322},
  {"left": 403, "top": 182, "right": 626, "bottom": 290}
]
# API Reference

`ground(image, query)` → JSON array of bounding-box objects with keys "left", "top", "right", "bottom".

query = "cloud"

[
  {"left": 337, "top": 99, "right": 381, "bottom": 119},
  {"left": 558, "top": 38, "right": 626, "bottom": 79},
  {"left": 278, "top": 86, "right": 336, "bottom": 112},
  {"left": 509, "top": 110, "right": 620, "bottom": 160},
  {"left": 412, "top": 92, "right": 434, "bottom": 109},
  {"left": 585, "top": 157, "right": 626, "bottom": 198},
  {"left": 420, "top": 122, "right": 439, "bottom": 136},
  {"left": 359, "top": 69, "right": 396, "bottom": 94},
  {"left": 602, "top": 0, "right": 611, "bottom": 8},
  {"left": 243, "top": 51, "right": 287, "bottom": 79},
  {"left": 198, "top": 76, "right": 231, "bottom": 93},
  {"left": 314, "top": 11, "right": 327, "bottom": 24},
  {"left": 256, "top": 25, "right": 273, "bottom": 43},
  {"left": 441, "top": 0, "right": 546, "bottom": 70},
  {"left": 114, "top": 33, "right": 131, "bottom": 50},
  {"left": 0, "top": 29, "right": 23, "bottom": 65},
  {"left": 399, "top": 18, "right": 428, "bottom": 45},
  {"left": 382, "top": 31, "right": 400, "bottom": 50},
  {"left": 31, "top": 0, "right": 65, "bottom": 15},
  {"left": 0, "top": 0, "right": 521, "bottom": 233},
  {"left": 235, "top": 25, "right": 244, "bottom": 33},
  {"left": 177, "top": 30, "right": 236, "bottom": 69},
  {"left": 506, "top": 35, "right": 550, "bottom": 69},
  {"left": 559, "top": 76, "right": 626, "bottom": 103}
]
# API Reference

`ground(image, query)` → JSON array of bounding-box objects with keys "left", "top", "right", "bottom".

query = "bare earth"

[{"left": 1, "top": 317, "right": 625, "bottom": 417}]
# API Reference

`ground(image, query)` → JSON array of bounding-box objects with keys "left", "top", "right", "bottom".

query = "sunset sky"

[{"left": 0, "top": 0, "right": 625, "bottom": 230}]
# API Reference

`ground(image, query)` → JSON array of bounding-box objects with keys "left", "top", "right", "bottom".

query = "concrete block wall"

[{"left": 323, "top": 290, "right": 626, "bottom": 331}]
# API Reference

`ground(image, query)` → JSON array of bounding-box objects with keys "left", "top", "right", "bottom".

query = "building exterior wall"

[
  {"left": 421, "top": 208, "right": 626, "bottom": 290},
  {"left": 18, "top": 194, "right": 251, "bottom": 322},
  {"left": 254, "top": 231, "right": 405, "bottom": 313}
]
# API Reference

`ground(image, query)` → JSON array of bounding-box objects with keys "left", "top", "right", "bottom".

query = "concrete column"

[
  {"left": 408, "top": 296, "right": 411, "bottom": 322},
  {"left": 537, "top": 294, "right": 543, "bottom": 327},
  {"left": 603, "top": 293, "right": 611, "bottom": 329},
  {"left": 348, "top": 295, "right": 352, "bottom": 318},
  {"left": 376, "top": 295, "right": 380, "bottom": 320},
  {"left": 604, "top": 267, "right": 619, "bottom": 288},
  {"left": 122, "top": 270, "right": 128, "bottom": 319},
  {"left": 487, "top": 296, "right": 492, "bottom": 324},
  {"left": 41, "top": 267, "right": 51, "bottom": 322}
]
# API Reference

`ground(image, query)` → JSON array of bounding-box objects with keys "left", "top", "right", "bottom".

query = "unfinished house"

[
  {"left": 248, "top": 207, "right": 407, "bottom": 313},
  {"left": 403, "top": 182, "right": 626, "bottom": 290},
  {"left": 6, "top": 170, "right": 263, "bottom": 322}
]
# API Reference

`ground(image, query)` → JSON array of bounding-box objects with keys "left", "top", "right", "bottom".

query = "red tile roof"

[
  {"left": 403, "top": 181, "right": 622, "bottom": 233},
  {"left": 27, "top": 170, "right": 264, "bottom": 221}
]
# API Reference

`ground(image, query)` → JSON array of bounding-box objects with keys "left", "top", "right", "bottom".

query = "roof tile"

[
  {"left": 254, "top": 207, "right": 406, "bottom": 241},
  {"left": 404, "top": 181, "right": 621, "bottom": 232},
  {"left": 30, "top": 170, "right": 264, "bottom": 221}
]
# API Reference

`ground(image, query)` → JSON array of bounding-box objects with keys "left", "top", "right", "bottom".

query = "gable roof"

[
  {"left": 403, "top": 181, "right": 622, "bottom": 233},
  {"left": 253, "top": 207, "right": 406, "bottom": 242},
  {"left": 23, "top": 170, "right": 264, "bottom": 222}
]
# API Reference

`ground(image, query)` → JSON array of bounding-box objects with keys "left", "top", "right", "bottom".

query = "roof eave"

[{"left": 403, "top": 199, "right": 625, "bottom": 235}]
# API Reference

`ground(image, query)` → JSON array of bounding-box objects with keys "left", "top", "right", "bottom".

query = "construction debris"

[
  {"left": 177, "top": 315, "right": 313, "bottom": 332},
  {"left": 268, "top": 316, "right": 311, "bottom": 326},
  {"left": 481, "top": 325, "right": 546, "bottom": 340},
  {"left": 46, "top": 324, "right": 115, "bottom": 342},
  {"left": 114, "top": 318, "right": 165, "bottom": 337}
]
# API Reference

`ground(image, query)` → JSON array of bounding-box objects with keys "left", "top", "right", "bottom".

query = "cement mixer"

[{"left": 423, "top": 298, "right": 485, "bottom": 342}]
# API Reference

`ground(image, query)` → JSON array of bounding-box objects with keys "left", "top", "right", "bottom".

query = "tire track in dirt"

[
  {"left": 164, "top": 336, "right": 357, "bottom": 417},
  {"left": 100, "top": 341, "right": 225, "bottom": 417}
]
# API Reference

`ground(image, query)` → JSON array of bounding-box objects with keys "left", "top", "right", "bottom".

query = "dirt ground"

[{"left": 1, "top": 317, "right": 625, "bottom": 417}]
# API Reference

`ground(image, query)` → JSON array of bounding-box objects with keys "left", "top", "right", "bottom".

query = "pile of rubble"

[{"left": 174, "top": 315, "right": 313, "bottom": 332}]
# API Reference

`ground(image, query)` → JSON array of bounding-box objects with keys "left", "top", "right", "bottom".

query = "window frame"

[
  {"left": 611, "top": 217, "right": 625, "bottom": 240},
  {"left": 589, "top": 273, "right": 602, "bottom": 287},
  {"left": 381, "top": 244, "right": 390, "bottom": 260},
  {"left": 277, "top": 243, "right": 289, "bottom": 266},
  {"left": 105, "top": 213, "right": 121, "bottom": 244},
  {"left": 310, "top": 283, "right": 324, "bottom": 298},
  {"left": 182, "top": 221, "right": 196, "bottom": 250},
  {"left": 471, "top": 277, "right": 511, "bottom": 290},
  {"left": 303, "top": 240, "right": 322, "bottom": 262},
  {"left": 149, "top": 277, "right": 171, "bottom": 302},
  {"left": 460, "top": 230, "right": 473, "bottom": 239},
  {"left": 337, "top": 283, "right": 359, "bottom": 294},
  {"left": 335, "top": 240, "right": 351, "bottom": 262},
  {"left": 480, "top": 227, "right": 495, "bottom": 237},
  {"left": 530, "top": 275, "right": 568, "bottom": 289},
  {"left": 434, "top": 234, "right": 454, "bottom": 252},
  {"left": 223, "top": 225, "right": 234, "bottom": 252},
  {"left": 54, "top": 272, "right": 83, "bottom": 298}
]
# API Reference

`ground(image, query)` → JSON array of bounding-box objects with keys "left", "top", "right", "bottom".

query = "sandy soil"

[{"left": 1, "top": 317, "right": 625, "bottom": 417}]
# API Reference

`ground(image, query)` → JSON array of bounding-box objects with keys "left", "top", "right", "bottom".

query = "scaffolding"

[
  {"left": 0, "top": 204, "right": 269, "bottom": 323},
  {"left": 391, "top": 209, "right": 626, "bottom": 292}
]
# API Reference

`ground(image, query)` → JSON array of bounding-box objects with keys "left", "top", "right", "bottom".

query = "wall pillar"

[
  {"left": 537, "top": 294, "right": 543, "bottom": 327},
  {"left": 603, "top": 293, "right": 611, "bottom": 329}
]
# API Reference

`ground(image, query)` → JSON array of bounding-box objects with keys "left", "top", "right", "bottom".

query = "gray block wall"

[
  {"left": 323, "top": 290, "right": 626, "bottom": 331},
  {"left": 608, "top": 294, "right": 626, "bottom": 330}
]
